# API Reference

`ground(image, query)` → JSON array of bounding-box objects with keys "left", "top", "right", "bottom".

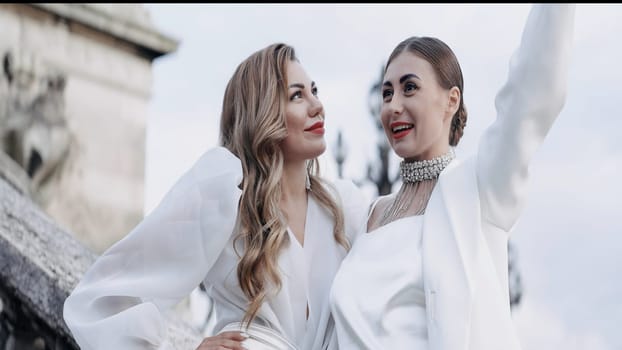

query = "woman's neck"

[
  {"left": 280, "top": 160, "right": 308, "bottom": 203},
  {"left": 404, "top": 144, "right": 450, "bottom": 162}
]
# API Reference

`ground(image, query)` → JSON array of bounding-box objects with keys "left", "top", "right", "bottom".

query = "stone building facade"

[{"left": 0, "top": 4, "right": 178, "bottom": 253}]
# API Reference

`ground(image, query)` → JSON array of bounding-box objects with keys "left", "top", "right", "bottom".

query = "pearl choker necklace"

[
  {"left": 399, "top": 149, "right": 456, "bottom": 183},
  {"left": 374, "top": 149, "right": 456, "bottom": 227}
]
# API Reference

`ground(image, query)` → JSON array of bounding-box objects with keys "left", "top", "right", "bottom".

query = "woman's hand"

[{"left": 195, "top": 331, "right": 248, "bottom": 350}]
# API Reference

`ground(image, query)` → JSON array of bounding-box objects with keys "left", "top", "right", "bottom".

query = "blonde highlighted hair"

[{"left": 219, "top": 43, "right": 349, "bottom": 326}]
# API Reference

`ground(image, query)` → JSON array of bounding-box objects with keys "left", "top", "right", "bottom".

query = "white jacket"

[
  {"left": 63, "top": 146, "right": 369, "bottom": 350},
  {"left": 422, "top": 4, "right": 575, "bottom": 350}
]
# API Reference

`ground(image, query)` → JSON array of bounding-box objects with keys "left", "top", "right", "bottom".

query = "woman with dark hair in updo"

[{"left": 330, "top": 4, "right": 575, "bottom": 350}]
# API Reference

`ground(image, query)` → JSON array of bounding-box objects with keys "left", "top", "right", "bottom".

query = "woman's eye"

[
  {"left": 312, "top": 87, "right": 318, "bottom": 96},
  {"left": 290, "top": 91, "right": 302, "bottom": 101},
  {"left": 382, "top": 89, "right": 393, "bottom": 100},
  {"left": 405, "top": 82, "right": 418, "bottom": 92}
]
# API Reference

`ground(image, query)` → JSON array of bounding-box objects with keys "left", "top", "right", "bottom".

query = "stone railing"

[{"left": 0, "top": 175, "right": 202, "bottom": 349}]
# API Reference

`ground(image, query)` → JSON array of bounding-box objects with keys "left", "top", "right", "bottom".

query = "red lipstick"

[
  {"left": 305, "top": 121, "right": 325, "bottom": 135},
  {"left": 389, "top": 121, "right": 413, "bottom": 140}
]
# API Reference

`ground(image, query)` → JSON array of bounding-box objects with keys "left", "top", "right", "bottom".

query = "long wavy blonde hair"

[{"left": 219, "top": 43, "right": 349, "bottom": 326}]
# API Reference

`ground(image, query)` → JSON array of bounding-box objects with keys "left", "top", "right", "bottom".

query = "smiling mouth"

[
  {"left": 390, "top": 122, "right": 413, "bottom": 139},
  {"left": 391, "top": 124, "right": 413, "bottom": 133},
  {"left": 305, "top": 121, "right": 325, "bottom": 134}
]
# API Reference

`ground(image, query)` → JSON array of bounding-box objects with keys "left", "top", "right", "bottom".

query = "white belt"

[{"left": 219, "top": 322, "right": 298, "bottom": 350}]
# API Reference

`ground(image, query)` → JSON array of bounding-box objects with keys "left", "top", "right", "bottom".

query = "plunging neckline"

[
  {"left": 285, "top": 194, "right": 313, "bottom": 324},
  {"left": 365, "top": 195, "right": 423, "bottom": 235},
  {"left": 287, "top": 194, "right": 312, "bottom": 249}
]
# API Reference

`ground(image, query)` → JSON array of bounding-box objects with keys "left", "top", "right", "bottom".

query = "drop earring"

[{"left": 305, "top": 170, "right": 311, "bottom": 190}]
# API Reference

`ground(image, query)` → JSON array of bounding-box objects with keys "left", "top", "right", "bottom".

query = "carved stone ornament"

[{"left": 0, "top": 49, "right": 71, "bottom": 203}]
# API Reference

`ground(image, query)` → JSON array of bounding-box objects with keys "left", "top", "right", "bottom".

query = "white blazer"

[
  {"left": 421, "top": 4, "right": 575, "bottom": 350},
  {"left": 62, "top": 146, "right": 369, "bottom": 350}
]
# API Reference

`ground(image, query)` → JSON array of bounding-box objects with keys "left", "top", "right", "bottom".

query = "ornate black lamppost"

[
  {"left": 332, "top": 130, "right": 347, "bottom": 179},
  {"left": 365, "top": 65, "right": 395, "bottom": 196}
]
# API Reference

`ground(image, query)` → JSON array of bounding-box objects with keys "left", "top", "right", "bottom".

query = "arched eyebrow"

[
  {"left": 383, "top": 73, "right": 421, "bottom": 87},
  {"left": 288, "top": 81, "right": 316, "bottom": 89}
]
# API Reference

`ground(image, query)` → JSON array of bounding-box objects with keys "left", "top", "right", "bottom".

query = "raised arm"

[
  {"left": 477, "top": 4, "right": 575, "bottom": 232},
  {"left": 63, "top": 147, "right": 243, "bottom": 350}
]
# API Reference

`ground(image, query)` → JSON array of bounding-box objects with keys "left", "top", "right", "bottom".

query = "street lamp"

[
  {"left": 508, "top": 242, "right": 523, "bottom": 309},
  {"left": 332, "top": 130, "right": 347, "bottom": 179},
  {"left": 366, "top": 64, "right": 394, "bottom": 196},
  {"left": 367, "top": 65, "right": 383, "bottom": 131}
]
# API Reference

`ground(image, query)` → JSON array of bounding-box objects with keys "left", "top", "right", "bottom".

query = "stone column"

[{"left": 0, "top": 4, "right": 178, "bottom": 253}]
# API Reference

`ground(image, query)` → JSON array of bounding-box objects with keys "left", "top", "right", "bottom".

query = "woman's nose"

[
  {"left": 309, "top": 98, "right": 324, "bottom": 118},
  {"left": 387, "top": 95, "right": 403, "bottom": 115}
]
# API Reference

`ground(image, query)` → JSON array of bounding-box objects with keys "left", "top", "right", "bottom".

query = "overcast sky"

[{"left": 144, "top": 4, "right": 621, "bottom": 349}]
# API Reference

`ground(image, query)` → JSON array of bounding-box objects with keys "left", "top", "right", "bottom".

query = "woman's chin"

[
  {"left": 303, "top": 144, "right": 326, "bottom": 161},
  {"left": 391, "top": 145, "right": 416, "bottom": 160}
]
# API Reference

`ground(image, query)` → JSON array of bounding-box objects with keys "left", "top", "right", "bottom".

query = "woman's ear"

[{"left": 446, "top": 86, "right": 461, "bottom": 119}]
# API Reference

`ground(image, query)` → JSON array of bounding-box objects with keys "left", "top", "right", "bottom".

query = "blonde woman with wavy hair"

[{"left": 63, "top": 43, "right": 369, "bottom": 350}]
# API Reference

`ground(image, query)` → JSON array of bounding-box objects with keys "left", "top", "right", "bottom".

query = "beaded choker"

[
  {"left": 374, "top": 149, "right": 456, "bottom": 227},
  {"left": 399, "top": 148, "right": 456, "bottom": 184}
]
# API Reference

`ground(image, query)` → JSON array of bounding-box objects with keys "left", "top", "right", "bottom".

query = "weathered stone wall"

[
  {"left": 0, "top": 4, "right": 178, "bottom": 254},
  {"left": 0, "top": 176, "right": 202, "bottom": 349}
]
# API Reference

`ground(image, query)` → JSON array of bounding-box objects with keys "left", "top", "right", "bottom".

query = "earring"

[{"left": 305, "top": 171, "right": 311, "bottom": 191}]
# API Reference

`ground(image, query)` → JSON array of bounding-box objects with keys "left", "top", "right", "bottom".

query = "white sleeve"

[
  {"left": 331, "top": 179, "right": 372, "bottom": 243},
  {"left": 477, "top": 4, "right": 575, "bottom": 232},
  {"left": 63, "top": 147, "right": 243, "bottom": 350}
]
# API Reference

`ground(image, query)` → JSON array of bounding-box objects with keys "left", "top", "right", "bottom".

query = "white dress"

[
  {"left": 63, "top": 146, "right": 369, "bottom": 350},
  {"left": 330, "top": 5, "right": 575, "bottom": 350},
  {"left": 330, "top": 210, "right": 428, "bottom": 349}
]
